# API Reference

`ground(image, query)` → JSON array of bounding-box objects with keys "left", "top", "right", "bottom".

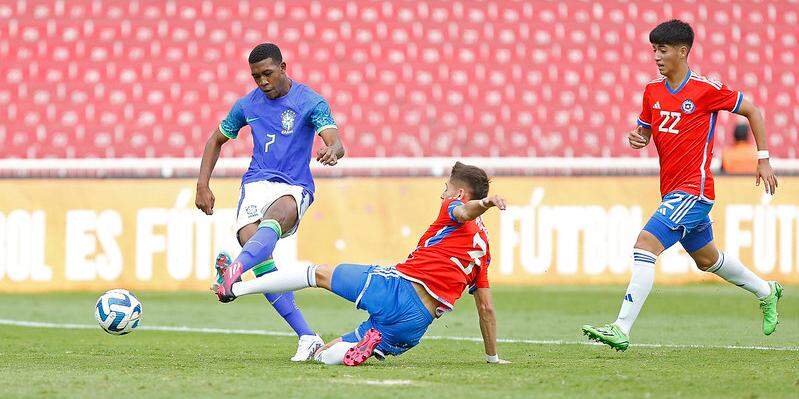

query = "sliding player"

[{"left": 215, "top": 162, "right": 510, "bottom": 366}]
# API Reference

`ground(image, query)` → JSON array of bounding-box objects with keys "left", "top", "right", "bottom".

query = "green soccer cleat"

[
  {"left": 760, "top": 281, "right": 783, "bottom": 336},
  {"left": 582, "top": 323, "right": 630, "bottom": 351}
]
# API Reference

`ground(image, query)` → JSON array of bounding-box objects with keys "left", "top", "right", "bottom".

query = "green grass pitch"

[{"left": 1, "top": 285, "right": 797, "bottom": 398}]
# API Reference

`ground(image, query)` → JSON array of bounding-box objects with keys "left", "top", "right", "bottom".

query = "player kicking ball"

[
  {"left": 214, "top": 162, "right": 510, "bottom": 366},
  {"left": 583, "top": 20, "right": 783, "bottom": 351},
  {"left": 196, "top": 43, "right": 345, "bottom": 361}
]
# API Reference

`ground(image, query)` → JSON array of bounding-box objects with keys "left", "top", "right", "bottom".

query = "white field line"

[
  {"left": 337, "top": 379, "right": 415, "bottom": 386},
  {"left": 1, "top": 318, "right": 797, "bottom": 352}
]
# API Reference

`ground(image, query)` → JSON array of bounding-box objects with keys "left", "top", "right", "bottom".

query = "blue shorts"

[
  {"left": 331, "top": 264, "right": 434, "bottom": 358},
  {"left": 643, "top": 191, "right": 714, "bottom": 253}
]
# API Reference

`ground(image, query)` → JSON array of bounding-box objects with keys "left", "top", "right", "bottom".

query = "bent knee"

[
  {"left": 314, "top": 264, "right": 337, "bottom": 290},
  {"left": 693, "top": 254, "right": 719, "bottom": 271},
  {"left": 634, "top": 230, "right": 665, "bottom": 255},
  {"left": 689, "top": 244, "right": 720, "bottom": 271},
  {"left": 264, "top": 195, "right": 299, "bottom": 232},
  {"left": 237, "top": 223, "right": 259, "bottom": 246}
]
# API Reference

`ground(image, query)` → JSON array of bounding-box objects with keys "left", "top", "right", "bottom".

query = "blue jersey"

[{"left": 219, "top": 81, "right": 337, "bottom": 196}]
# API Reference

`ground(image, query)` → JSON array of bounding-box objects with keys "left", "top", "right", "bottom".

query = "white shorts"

[{"left": 234, "top": 180, "right": 312, "bottom": 239}]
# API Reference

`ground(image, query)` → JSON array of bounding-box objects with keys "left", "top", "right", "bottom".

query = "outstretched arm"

[
  {"left": 451, "top": 195, "right": 507, "bottom": 223},
  {"left": 736, "top": 99, "right": 778, "bottom": 194},
  {"left": 195, "top": 128, "right": 229, "bottom": 215},
  {"left": 473, "top": 288, "right": 509, "bottom": 364}
]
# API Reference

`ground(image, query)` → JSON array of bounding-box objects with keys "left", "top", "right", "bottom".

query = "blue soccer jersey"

[{"left": 219, "top": 81, "right": 337, "bottom": 196}]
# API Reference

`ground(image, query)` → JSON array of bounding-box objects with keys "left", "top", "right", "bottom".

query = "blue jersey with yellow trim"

[{"left": 219, "top": 81, "right": 336, "bottom": 196}]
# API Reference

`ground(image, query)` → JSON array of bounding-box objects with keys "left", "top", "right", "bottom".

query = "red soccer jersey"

[
  {"left": 395, "top": 198, "right": 491, "bottom": 312},
  {"left": 637, "top": 71, "right": 744, "bottom": 200}
]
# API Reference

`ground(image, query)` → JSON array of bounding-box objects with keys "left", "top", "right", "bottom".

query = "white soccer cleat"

[{"left": 291, "top": 334, "right": 324, "bottom": 362}]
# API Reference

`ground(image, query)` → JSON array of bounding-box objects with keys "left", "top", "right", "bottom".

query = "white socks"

[
  {"left": 706, "top": 251, "right": 771, "bottom": 299},
  {"left": 231, "top": 264, "right": 318, "bottom": 297},
  {"left": 611, "top": 248, "right": 771, "bottom": 335},
  {"left": 614, "top": 249, "right": 656, "bottom": 335},
  {"left": 314, "top": 341, "right": 356, "bottom": 365}
]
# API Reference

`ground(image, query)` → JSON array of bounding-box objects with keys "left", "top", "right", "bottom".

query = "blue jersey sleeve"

[
  {"left": 219, "top": 100, "right": 247, "bottom": 139},
  {"left": 309, "top": 100, "right": 337, "bottom": 134},
  {"left": 446, "top": 200, "right": 464, "bottom": 223}
]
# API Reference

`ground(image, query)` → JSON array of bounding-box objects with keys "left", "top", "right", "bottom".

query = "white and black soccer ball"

[{"left": 95, "top": 289, "right": 142, "bottom": 335}]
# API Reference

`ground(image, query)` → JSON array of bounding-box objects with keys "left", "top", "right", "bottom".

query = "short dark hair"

[
  {"left": 649, "top": 19, "right": 694, "bottom": 53},
  {"left": 248, "top": 43, "right": 282, "bottom": 64},
  {"left": 450, "top": 161, "right": 490, "bottom": 199}
]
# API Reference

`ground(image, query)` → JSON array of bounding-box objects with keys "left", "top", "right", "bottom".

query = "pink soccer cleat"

[
  {"left": 343, "top": 328, "right": 382, "bottom": 366},
  {"left": 214, "top": 257, "right": 244, "bottom": 303}
]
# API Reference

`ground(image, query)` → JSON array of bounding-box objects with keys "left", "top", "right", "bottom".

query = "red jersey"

[
  {"left": 395, "top": 198, "right": 491, "bottom": 312},
  {"left": 637, "top": 71, "right": 744, "bottom": 200}
]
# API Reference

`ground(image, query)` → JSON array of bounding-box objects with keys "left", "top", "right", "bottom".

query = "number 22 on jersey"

[{"left": 658, "top": 111, "right": 681, "bottom": 134}]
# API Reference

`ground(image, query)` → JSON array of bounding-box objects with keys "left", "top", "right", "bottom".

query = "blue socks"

[
  {"left": 253, "top": 259, "right": 315, "bottom": 337},
  {"left": 239, "top": 219, "right": 314, "bottom": 337},
  {"left": 264, "top": 291, "right": 315, "bottom": 337}
]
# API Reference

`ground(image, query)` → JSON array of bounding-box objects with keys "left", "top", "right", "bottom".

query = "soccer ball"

[{"left": 95, "top": 289, "right": 142, "bottom": 335}]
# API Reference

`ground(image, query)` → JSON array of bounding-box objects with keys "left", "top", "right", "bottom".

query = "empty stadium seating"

[{"left": 1, "top": 1, "right": 797, "bottom": 159}]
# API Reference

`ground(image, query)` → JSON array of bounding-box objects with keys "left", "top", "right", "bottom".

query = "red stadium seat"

[{"left": 0, "top": 1, "right": 796, "bottom": 159}]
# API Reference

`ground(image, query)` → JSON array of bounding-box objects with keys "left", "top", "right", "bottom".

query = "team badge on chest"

[
  {"left": 680, "top": 99, "right": 696, "bottom": 114},
  {"left": 280, "top": 110, "right": 296, "bottom": 135}
]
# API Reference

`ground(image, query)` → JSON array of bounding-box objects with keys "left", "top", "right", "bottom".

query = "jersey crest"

[
  {"left": 680, "top": 99, "right": 696, "bottom": 114},
  {"left": 280, "top": 109, "right": 296, "bottom": 136}
]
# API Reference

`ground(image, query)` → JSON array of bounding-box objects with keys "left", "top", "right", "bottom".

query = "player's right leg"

[
  {"left": 583, "top": 202, "right": 682, "bottom": 351},
  {"left": 217, "top": 197, "right": 295, "bottom": 300},
  {"left": 217, "top": 180, "right": 311, "bottom": 301}
]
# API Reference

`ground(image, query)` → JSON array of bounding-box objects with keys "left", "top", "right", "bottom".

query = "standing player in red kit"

[
  {"left": 582, "top": 20, "right": 782, "bottom": 351},
  {"left": 214, "top": 162, "right": 510, "bottom": 366}
]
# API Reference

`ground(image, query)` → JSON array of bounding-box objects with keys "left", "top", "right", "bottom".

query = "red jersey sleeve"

[
  {"left": 637, "top": 88, "right": 652, "bottom": 129},
  {"left": 701, "top": 81, "right": 744, "bottom": 114}
]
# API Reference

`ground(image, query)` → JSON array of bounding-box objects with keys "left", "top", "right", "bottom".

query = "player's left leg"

[
  {"left": 213, "top": 252, "right": 322, "bottom": 359},
  {"left": 311, "top": 324, "right": 382, "bottom": 366},
  {"left": 313, "top": 337, "right": 357, "bottom": 365},
  {"left": 683, "top": 227, "right": 783, "bottom": 335},
  {"left": 251, "top": 260, "right": 322, "bottom": 361},
  {"left": 336, "top": 272, "right": 433, "bottom": 366}
]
